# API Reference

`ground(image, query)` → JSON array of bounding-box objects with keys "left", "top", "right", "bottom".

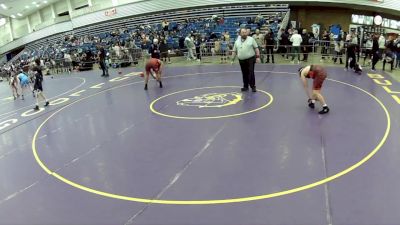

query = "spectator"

[
  {"left": 149, "top": 39, "right": 160, "bottom": 59},
  {"left": 214, "top": 38, "right": 221, "bottom": 57},
  {"left": 255, "top": 13, "right": 264, "bottom": 27},
  {"left": 301, "top": 29, "right": 310, "bottom": 62},
  {"left": 351, "top": 33, "right": 358, "bottom": 45},
  {"left": 184, "top": 34, "right": 196, "bottom": 60},
  {"left": 220, "top": 37, "right": 228, "bottom": 63},
  {"left": 320, "top": 30, "right": 330, "bottom": 61},
  {"left": 253, "top": 29, "right": 264, "bottom": 63},
  {"left": 333, "top": 36, "right": 344, "bottom": 64},
  {"left": 371, "top": 34, "right": 380, "bottom": 72},
  {"left": 161, "top": 19, "right": 169, "bottom": 31},
  {"left": 223, "top": 31, "right": 230, "bottom": 43},
  {"left": 290, "top": 30, "right": 302, "bottom": 64},
  {"left": 98, "top": 46, "right": 109, "bottom": 77},
  {"left": 364, "top": 35, "right": 373, "bottom": 66},
  {"left": 379, "top": 34, "right": 386, "bottom": 54},
  {"left": 209, "top": 32, "right": 217, "bottom": 40},
  {"left": 195, "top": 35, "right": 202, "bottom": 62},
  {"left": 346, "top": 31, "right": 352, "bottom": 42},
  {"left": 264, "top": 29, "right": 274, "bottom": 63},
  {"left": 395, "top": 35, "right": 400, "bottom": 69},
  {"left": 64, "top": 51, "right": 72, "bottom": 74},
  {"left": 383, "top": 36, "right": 395, "bottom": 72},
  {"left": 279, "top": 28, "right": 289, "bottom": 59},
  {"left": 159, "top": 38, "right": 171, "bottom": 63}
]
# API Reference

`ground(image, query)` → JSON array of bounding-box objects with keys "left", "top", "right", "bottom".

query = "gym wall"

[{"left": 290, "top": 6, "right": 400, "bottom": 32}]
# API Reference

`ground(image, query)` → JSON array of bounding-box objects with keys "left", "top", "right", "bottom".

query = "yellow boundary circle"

[
  {"left": 32, "top": 74, "right": 391, "bottom": 205},
  {"left": 150, "top": 86, "right": 273, "bottom": 119}
]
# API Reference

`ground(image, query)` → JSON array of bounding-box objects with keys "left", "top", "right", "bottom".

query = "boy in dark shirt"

[{"left": 32, "top": 58, "right": 49, "bottom": 110}]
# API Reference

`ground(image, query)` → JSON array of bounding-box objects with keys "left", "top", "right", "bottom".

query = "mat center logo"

[{"left": 176, "top": 92, "right": 243, "bottom": 108}]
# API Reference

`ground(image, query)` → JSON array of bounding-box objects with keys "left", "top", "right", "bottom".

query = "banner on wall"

[
  {"left": 311, "top": 24, "right": 320, "bottom": 39},
  {"left": 105, "top": 8, "right": 117, "bottom": 17},
  {"left": 290, "top": 21, "right": 296, "bottom": 29}
]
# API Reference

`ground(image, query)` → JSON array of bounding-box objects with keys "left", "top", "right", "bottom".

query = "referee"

[{"left": 232, "top": 28, "right": 261, "bottom": 92}]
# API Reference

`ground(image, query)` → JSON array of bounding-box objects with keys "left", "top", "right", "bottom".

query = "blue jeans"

[{"left": 396, "top": 52, "right": 400, "bottom": 68}]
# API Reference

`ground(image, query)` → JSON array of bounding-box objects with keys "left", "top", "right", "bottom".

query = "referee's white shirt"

[{"left": 233, "top": 36, "right": 258, "bottom": 60}]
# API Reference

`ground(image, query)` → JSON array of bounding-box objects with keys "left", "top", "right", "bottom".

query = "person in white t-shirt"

[
  {"left": 63, "top": 52, "right": 72, "bottom": 74},
  {"left": 364, "top": 36, "right": 373, "bottom": 65},
  {"left": 184, "top": 34, "right": 196, "bottom": 60},
  {"left": 290, "top": 30, "right": 303, "bottom": 63},
  {"left": 113, "top": 43, "right": 122, "bottom": 59},
  {"left": 378, "top": 35, "right": 386, "bottom": 53}
]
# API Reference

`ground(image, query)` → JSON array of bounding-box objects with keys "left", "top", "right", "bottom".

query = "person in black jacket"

[
  {"left": 149, "top": 39, "right": 160, "bottom": 59},
  {"left": 279, "top": 29, "right": 289, "bottom": 58},
  {"left": 345, "top": 43, "right": 362, "bottom": 73},
  {"left": 395, "top": 36, "right": 400, "bottom": 69},
  {"left": 371, "top": 34, "right": 380, "bottom": 72},
  {"left": 32, "top": 58, "right": 49, "bottom": 110},
  {"left": 301, "top": 29, "right": 310, "bottom": 62},
  {"left": 264, "top": 30, "right": 274, "bottom": 63},
  {"left": 159, "top": 37, "right": 171, "bottom": 63},
  {"left": 383, "top": 36, "right": 395, "bottom": 71},
  {"left": 195, "top": 35, "right": 202, "bottom": 62},
  {"left": 321, "top": 30, "right": 330, "bottom": 61},
  {"left": 98, "top": 46, "right": 109, "bottom": 77}
]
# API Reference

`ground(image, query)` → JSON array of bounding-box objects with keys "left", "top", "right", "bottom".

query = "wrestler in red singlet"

[
  {"left": 299, "top": 65, "right": 329, "bottom": 114},
  {"left": 144, "top": 58, "right": 163, "bottom": 90}
]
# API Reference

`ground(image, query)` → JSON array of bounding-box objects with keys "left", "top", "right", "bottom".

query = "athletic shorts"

[
  {"left": 312, "top": 72, "right": 327, "bottom": 90},
  {"left": 145, "top": 61, "right": 160, "bottom": 74},
  {"left": 34, "top": 83, "right": 43, "bottom": 92}
]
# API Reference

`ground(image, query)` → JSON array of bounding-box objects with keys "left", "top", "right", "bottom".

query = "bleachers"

[
  {"left": 21, "top": 4, "right": 289, "bottom": 60},
  {"left": 72, "top": 4, "right": 288, "bottom": 39}
]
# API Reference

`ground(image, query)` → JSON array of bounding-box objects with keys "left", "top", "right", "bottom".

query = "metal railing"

[{"left": 2, "top": 41, "right": 399, "bottom": 80}]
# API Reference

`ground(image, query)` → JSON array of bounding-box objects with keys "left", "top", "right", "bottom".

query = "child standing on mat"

[
  {"left": 9, "top": 72, "right": 20, "bottom": 100},
  {"left": 32, "top": 58, "right": 49, "bottom": 110},
  {"left": 17, "top": 70, "right": 31, "bottom": 100},
  {"left": 144, "top": 58, "right": 163, "bottom": 90},
  {"left": 299, "top": 65, "right": 330, "bottom": 114}
]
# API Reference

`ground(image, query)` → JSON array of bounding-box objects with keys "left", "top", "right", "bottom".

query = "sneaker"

[
  {"left": 45, "top": 101, "right": 49, "bottom": 107},
  {"left": 144, "top": 84, "right": 148, "bottom": 90},
  {"left": 21, "top": 95, "right": 24, "bottom": 100},
  {"left": 33, "top": 105, "right": 39, "bottom": 111},
  {"left": 159, "top": 82, "right": 163, "bottom": 88},
  {"left": 308, "top": 102, "right": 315, "bottom": 109},
  {"left": 251, "top": 87, "right": 257, "bottom": 92},
  {"left": 319, "top": 106, "right": 330, "bottom": 114},
  {"left": 241, "top": 87, "right": 249, "bottom": 92}
]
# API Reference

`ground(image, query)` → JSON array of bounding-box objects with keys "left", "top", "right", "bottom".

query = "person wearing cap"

[
  {"left": 231, "top": 28, "right": 261, "bottom": 92},
  {"left": 298, "top": 65, "right": 330, "bottom": 114}
]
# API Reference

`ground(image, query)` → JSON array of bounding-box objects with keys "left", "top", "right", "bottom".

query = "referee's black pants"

[{"left": 239, "top": 56, "right": 256, "bottom": 89}]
